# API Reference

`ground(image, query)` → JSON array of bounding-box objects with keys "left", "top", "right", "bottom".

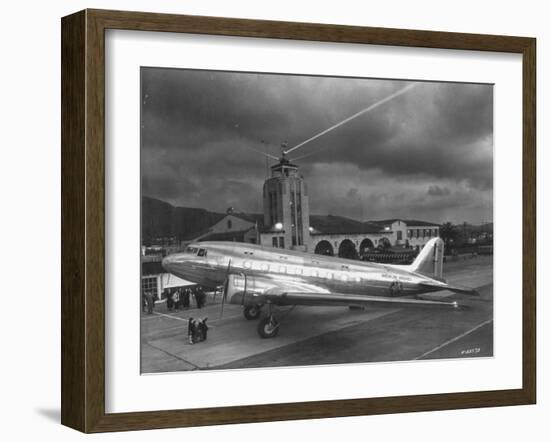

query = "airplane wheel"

[
  {"left": 244, "top": 305, "right": 261, "bottom": 320},
  {"left": 257, "top": 316, "right": 279, "bottom": 338}
]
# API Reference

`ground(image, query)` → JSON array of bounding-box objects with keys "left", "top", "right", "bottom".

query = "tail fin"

[{"left": 409, "top": 237, "right": 444, "bottom": 279}]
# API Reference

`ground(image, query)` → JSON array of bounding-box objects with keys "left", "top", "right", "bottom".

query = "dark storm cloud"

[
  {"left": 288, "top": 82, "right": 493, "bottom": 191},
  {"left": 427, "top": 185, "right": 451, "bottom": 197},
  {"left": 141, "top": 68, "right": 493, "bottom": 223}
]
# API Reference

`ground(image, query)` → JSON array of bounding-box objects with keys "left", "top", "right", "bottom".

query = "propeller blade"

[
  {"left": 219, "top": 259, "right": 231, "bottom": 319},
  {"left": 241, "top": 272, "right": 247, "bottom": 306}
]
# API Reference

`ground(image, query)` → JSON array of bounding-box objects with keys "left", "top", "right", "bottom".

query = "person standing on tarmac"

[
  {"left": 177, "top": 288, "right": 184, "bottom": 310},
  {"left": 166, "top": 289, "right": 173, "bottom": 312},
  {"left": 197, "top": 286, "right": 206, "bottom": 309},
  {"left": 192, "top": 287, "right": 199, "bottom": 309},
  {"left": 182, "top": 287, "right": 190, "bottom": 309},
  {"left": 172, "top": 289, "right": 180, "bottom": 312},
  {"left": 145, "top": 290, "right": 155, "bottom": 314}
]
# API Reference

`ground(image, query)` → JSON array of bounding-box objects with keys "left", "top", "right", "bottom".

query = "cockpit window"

[
  {"left": 198, "top": 248, "right": 207, "bottom": 257},
  {"left": 185, "top": 247, "right": 199, "bottom": 254}
]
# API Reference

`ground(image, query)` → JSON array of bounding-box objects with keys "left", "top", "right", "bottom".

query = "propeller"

[
  {"left": 241, "top": 272, "right": 247, "bottom": 307},
  {"left": 219, "top": 259, "right": 232, "bottom": 319}
]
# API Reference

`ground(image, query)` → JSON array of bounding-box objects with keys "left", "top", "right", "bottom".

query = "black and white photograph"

[{"left": 140, "top": 67, "right": 494, "bottom": 373}]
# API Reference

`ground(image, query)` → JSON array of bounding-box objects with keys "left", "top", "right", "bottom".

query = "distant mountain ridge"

[
  {"left": 141, "top": 197, "right": 376, "bottom": 245},
  {"left": 142, "top": 196, "right": 451, "bottom": 245},
  {"left": 142, "top": 196, "right": 226, "bottom": 244}
]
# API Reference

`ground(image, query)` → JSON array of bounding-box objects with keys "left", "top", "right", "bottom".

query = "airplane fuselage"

[{"left": 162, "top": 241, "right": 449, "bottom": 300}]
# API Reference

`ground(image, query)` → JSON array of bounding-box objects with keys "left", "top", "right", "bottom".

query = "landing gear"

[
  {"left": 257, "top": 315, "right": 279, "bottom": 338},
  {"left": 243, "top": 305, "right": 261, "bottom": 320}
]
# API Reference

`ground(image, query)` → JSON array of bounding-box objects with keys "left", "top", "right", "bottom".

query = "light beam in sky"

[{"left": 285, "top": 82, "right": 419, "bottom": 156}]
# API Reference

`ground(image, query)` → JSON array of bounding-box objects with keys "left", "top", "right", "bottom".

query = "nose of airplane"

[{"left": 162, "top": 254, "right": 179, "bottom": 274}]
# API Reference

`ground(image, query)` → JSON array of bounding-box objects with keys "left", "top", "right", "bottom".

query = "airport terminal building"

[{"left": 194, "top": 156, "right": 440, "bottom": 259}]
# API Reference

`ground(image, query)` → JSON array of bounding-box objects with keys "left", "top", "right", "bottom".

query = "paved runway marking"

[
  {"left": 414, "top": 318, "right": 493, "bottom": 360},
  {"left": 142, "top": 312, "right": 186, "bottom": 321},
  {"left": 151, "top": 312, "right": 189, "bottom": 322},
  {"left": 142, "top": 314, "right": 163, "bottom": 320},
  {"left": 147, "top": 311, "right": 240, "bottom": 323},
  {"left": 142, "top": 301, "right": 224, "bottom": 320},
  {"left": 143, "top": 312, "right": 247, "bottom": 342}
]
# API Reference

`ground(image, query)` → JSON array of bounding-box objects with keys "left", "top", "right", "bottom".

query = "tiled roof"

[
  {"left": 230, "top": 213, "right": 264, "bottom": 224},
  {"left": 309, "top": 215, "right": 385, "bottom": 235},
  {"left": 371, "top": 219, "right": 440, "bottom": 227},
  {"left": 198, "top": 229, "right": 253, "bottom": 242},
  {"left": 402, "top": 219, "right": 441, "bottom": 227}
]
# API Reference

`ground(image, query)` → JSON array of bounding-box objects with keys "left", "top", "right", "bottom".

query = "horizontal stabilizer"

[
  {"left": 418, "top": 282, "right": 479, "bottom": 297},
  {"left": 446, "top": 285, "right": 480, "bottom": 296}
]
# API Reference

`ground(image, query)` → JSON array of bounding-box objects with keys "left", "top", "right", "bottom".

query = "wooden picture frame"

[{"left": 61, "top": 9, "right": 536, "bottom": 433}]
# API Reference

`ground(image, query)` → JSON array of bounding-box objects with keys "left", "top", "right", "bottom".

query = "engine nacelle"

[{"left": 224, "top": 273, "right": 275, "bottom": 306}]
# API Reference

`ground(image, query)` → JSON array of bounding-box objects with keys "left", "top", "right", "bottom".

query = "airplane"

[{"left": 161, "top": 237, "right": 479, "bottom": 339}]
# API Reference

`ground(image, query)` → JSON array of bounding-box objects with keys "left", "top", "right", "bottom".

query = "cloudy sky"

[{"left": 141, "top": 68, "right": 493, "bottom": 224}]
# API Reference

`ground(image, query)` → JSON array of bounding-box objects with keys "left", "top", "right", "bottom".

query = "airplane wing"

[
  {"left": 261, "top": 291, "right": 465, "bottom": 310},
  {"left": 225, "top": 274, "right": 467, "bottom": 310}
]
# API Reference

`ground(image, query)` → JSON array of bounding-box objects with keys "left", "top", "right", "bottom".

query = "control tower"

[{"left": 263, "top": 154, "right": 311, "bottom": 251}]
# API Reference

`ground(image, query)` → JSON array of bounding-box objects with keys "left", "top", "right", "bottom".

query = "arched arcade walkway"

[
  {"left": 338, "top": 239, "right": 358, "bottom": 260},
  {"left": 314, "top": 240, "right": 334, "bottom": 256}
]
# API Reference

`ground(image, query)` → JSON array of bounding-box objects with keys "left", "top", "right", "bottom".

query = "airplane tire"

[
  {"left": 244, "top": 305, "right": 261, "bottom": 320},
  {"left": 257, "top": 316, "right": 279, "bottom": 338}
]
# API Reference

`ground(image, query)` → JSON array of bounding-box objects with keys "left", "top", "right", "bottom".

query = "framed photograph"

[{"left": 61, "top": 9, "right": 536, "bottom": 433}]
